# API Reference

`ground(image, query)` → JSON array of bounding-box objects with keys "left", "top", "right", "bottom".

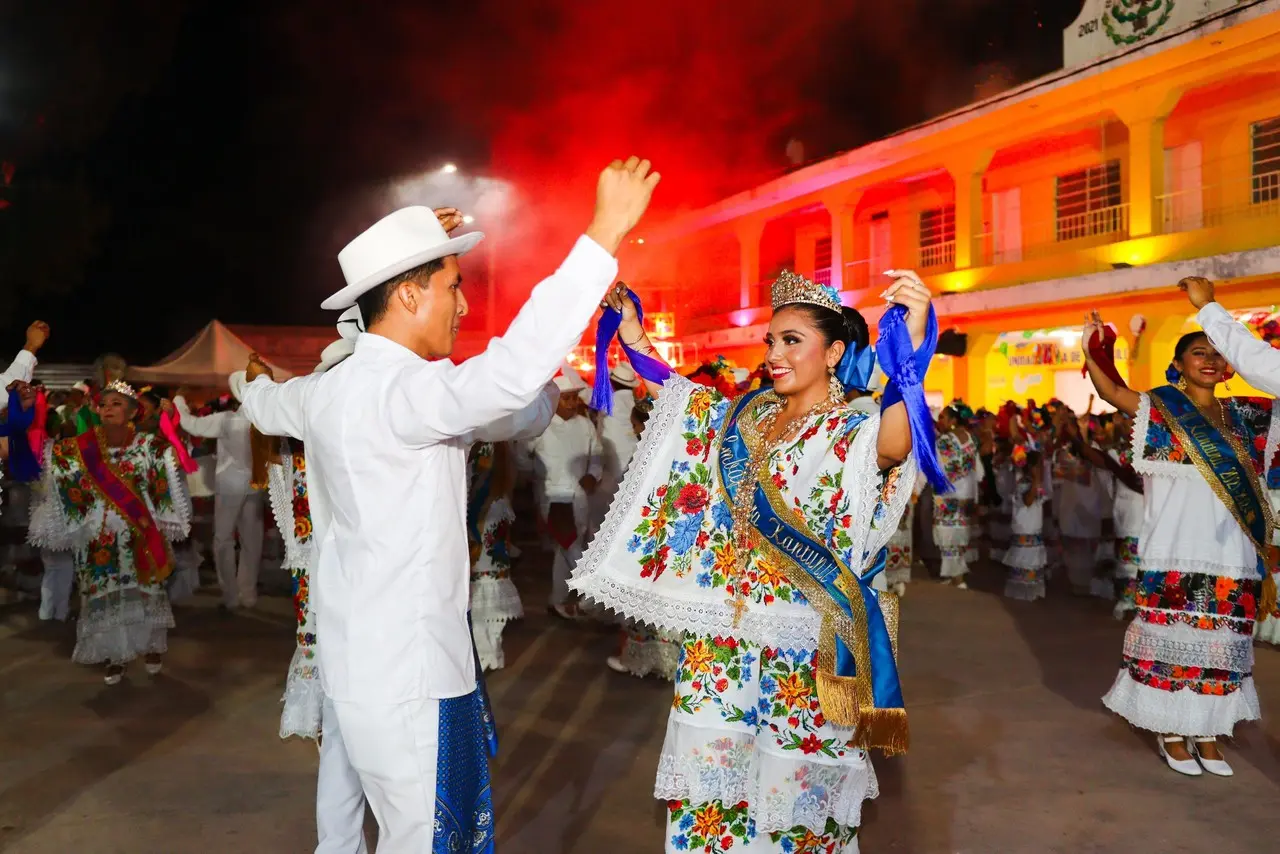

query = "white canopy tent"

[{"left": 129, "top": 320, "right": 293, "bottom": 388}]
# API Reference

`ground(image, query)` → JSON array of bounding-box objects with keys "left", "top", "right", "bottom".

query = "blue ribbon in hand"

[
  {"left": 591, "top": 290, "right": 672, "bottom": 414},
  {"left": 2, "top": 389, "right": 41, "bottom": 482},
  {"left": 878, "top": 304, "right": 951, "bottom": 493}
]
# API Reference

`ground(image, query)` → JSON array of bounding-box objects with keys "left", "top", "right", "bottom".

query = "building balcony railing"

[
  {"left": 917, "top": 239, "right": 956, "bottom": 272},
  {"left": 975, "top": 202, "right": 1130, "bottom": 266},
  {"left": 1156, "top": 169, "right": 1280, "bottom": 233}
]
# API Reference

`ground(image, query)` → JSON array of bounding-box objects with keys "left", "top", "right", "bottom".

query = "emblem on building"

[{"left": 1103, "top": 0, "right": 1176, "bottom": 46}]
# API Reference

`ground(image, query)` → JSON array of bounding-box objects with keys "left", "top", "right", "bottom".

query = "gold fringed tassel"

[
  {"left": 852, "top": 707, "right": 910, "bottom": 758},
  {"left": 816, "top": 670, "right": 861, "bottom": 728},
  {"left": 1260, "top": 571, "right": 1278, "bottom": 625}
]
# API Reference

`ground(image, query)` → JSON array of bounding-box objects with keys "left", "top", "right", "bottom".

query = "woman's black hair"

[
  {"left": 1173, "top": 330, "right": 1210, "bottom": 363},
  {"left": 786, "top": 304, "right": 870, "bottom": 352}
]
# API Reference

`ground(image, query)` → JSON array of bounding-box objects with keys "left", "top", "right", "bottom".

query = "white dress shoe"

[
  {"left": 1191, "top": 739, "right": 1234, "bottom": 777},
  {"left": 1158, "top": 736, "right": 1203, "bottom": 776}
]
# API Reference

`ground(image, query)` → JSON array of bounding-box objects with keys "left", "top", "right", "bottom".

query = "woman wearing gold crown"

[
  {"left": 28, "top": 380, "right": 192, "bottom": 685},
  {"left": 572, "top": 270, "right": 948, "bottom": 852}
]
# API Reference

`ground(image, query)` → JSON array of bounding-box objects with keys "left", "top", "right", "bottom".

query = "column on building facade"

[
  {"left": 735, "top": 218, "right": 765, "bottom": 310},
  {"left": 1116, "top": 87, "right": 1184, "bottom": 238},
  {"left": 945, "top": 149, "right": 995, "bottom": 270},
  {"left": 820, "top": 191, "right": 856, "bottom": 294}
]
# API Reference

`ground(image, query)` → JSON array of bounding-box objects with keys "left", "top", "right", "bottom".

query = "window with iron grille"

[
  {"left": 1055, "top": 160, "right": 1122, "bottom": 241},
  {"left": 919, "top": 205, "right": 955, "bottom": 268},
  {"left": 814, "top": 237, "right": 832, "bottom": 286},
  {"left": 1251, "top": 117, "right": 1280, "bottom": 204}
]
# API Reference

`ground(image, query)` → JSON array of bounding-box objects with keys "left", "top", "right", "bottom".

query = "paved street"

[{"left": 2, "top": 554, "right": 1279, "bottom": 854}]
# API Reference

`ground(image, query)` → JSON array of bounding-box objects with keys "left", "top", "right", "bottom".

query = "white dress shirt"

[
  {"left": 237, "top": 235, "right": 617, "bottom": 704},
  {"left": 598, "top": 387, "right": 638, "bottom": 483},
  {"left": 0, "top": 350, "right": 36, "bottom": 413},
  {"left": 1198, "top": 302, "right": 1280, "bottom": 398},
  {"left": 174, "top": 397, "right": 254, "bottom": 495},
  {"left": 532, "top": 414, "right": 602, "bottom": 508}
]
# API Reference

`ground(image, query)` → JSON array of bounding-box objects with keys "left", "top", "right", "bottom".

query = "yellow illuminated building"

[{"left": 635, "top": 0, "right": 1280, "bottom": 413}]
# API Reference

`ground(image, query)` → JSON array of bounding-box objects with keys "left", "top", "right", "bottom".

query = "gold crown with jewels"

[
  {"left": 771, "top": 270, "right": 843, "bottom": 314},
  {"left": 103, "top": 379, "right": 138, "bottom": 400}
]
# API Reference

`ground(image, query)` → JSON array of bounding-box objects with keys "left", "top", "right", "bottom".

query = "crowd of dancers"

[{"left": 2, "top": 155, "right": 1279, "bottom": 852}]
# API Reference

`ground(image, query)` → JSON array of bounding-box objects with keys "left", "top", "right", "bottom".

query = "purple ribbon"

[
  {"left": 591, "top": 291, "right": 673, "bottom": 415},
  {"left": 878, "top": 304, "right": 952, "bottom": 493}
]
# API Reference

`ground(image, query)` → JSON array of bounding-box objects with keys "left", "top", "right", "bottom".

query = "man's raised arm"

[
  {"left": 0, "top": 322, "right": 48, "bottom": 413},
  {"left": 1183, "top": 276, "right": 1280, "bottom": 398},
  {"left": 390, "top": 157, "right": 660, "bottom": 445},
  {"left": 237, "top": 356, "right": 317, "bottom": 441}
]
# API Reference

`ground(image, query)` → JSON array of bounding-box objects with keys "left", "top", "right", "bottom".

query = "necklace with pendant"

[{"left": 724, "top": 391, "right": 842, "bottom": 627}]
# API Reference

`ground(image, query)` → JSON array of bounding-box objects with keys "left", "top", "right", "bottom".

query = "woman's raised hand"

[
  {"left": 1081, "top": 311, "right": 1105, "bottom": 355},
  {"left": 882, "top": 270, "right": 933, "bottom": 350},
  {"left": 603, "top": 281, "right": 639, "bottom": 324}
]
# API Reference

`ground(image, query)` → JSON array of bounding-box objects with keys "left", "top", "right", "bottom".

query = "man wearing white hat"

[
  {"left": 235, "top": 158, "right": 659, "bottom": 853},
  {"left": 532, "top": 363, "right": 602, "bottom": 619},
  {"left": 174, "top": 381, "right": 264, "bottom": 612},
  {"left": 245, "top": 311, "right": 370, "bottom": 854}
]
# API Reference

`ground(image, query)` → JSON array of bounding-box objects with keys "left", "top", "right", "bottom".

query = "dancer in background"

[
  {"left": 174, "top": 382, "right": 264, "bottom": 613},
  {"left": 532, "top": 366, "right": 601, "bottom": 620},
  {"left": 28, "top": 381, "right": 191, "bottom": 685},
  {"left": 604, "top": 397, "right": 681, "bottom": 680},
  {"left": 1052, "top": 411, "right": 1102, "bottom": 596},
  {"left": 883, "top": 470, "right": 922, "bottom": 598},
  {"left": 1086, "top": 311, "right": 1277, "bottom": 778},
  {"left": 1003, "top": 446, "right": 1048, "bottom": 601},
  {"left": 592, "top": 360, "right": 641, "bottom": 532},
  {"left": 934, "top": 401, "right": 981, "bottom": 589},
  {"left": 573, "top": 270, "right": 938, "bottom": 853}
]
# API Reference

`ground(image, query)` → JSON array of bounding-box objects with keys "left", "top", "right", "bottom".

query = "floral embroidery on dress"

[
  {"left": 938, "top": 432, "right": 976, "bottom": 483},
  {"left": 291, "top": 452, "right": 312, "bottom": 544},
  {"left": 1134, "top": 570, "right": 1259, "bottom": 634},
  {"left": 667, "top": 799, "right": 756, "bottom": 853},
  {"left": 1123, "top": 658, "right": 1248, "bottom": 696}
]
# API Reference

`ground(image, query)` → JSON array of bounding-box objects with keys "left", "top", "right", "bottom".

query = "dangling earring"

[
  {"left": 1176, "top": 374, "right": 1188, "bottom": 392},
  {"left": 828, "top": 367, "right": 844, "bottom": 402}
]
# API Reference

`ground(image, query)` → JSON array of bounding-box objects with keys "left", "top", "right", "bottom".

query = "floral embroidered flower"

[
  {"left": 776, "top": 673, "right": 812, "bottom": 709},
  {"left": 684, "top": 639, "right": 715, "bottom": 674},
  {"left": 675, "top": 484, "right": 710, "bottom": 515}
]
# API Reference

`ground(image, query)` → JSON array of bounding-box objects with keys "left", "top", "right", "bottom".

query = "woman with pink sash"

[{"left": 28, "top": 380, "right": 192, "bottom": 685}]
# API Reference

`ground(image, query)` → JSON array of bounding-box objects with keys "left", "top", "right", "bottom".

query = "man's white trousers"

[{"left": 212, "top": 490, "right": 264, "bottom": 608}]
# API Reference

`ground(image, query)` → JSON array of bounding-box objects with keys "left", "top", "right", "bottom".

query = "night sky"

[{"left": 0, "top": 1, "right": 1085, "bottom": 365}]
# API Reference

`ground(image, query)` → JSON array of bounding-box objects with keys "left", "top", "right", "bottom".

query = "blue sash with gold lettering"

[
  {"left": 718, "top": 390, "right": 908, "bottom": 754},
  {"left": 1149, "top": 385, "right": 1274, "bottom": 577}
]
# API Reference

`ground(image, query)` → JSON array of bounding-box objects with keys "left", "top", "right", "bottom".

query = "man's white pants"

[
  {"left": 39, "top": 550, "right": 74, "bottom": 621},
  {"left": 212, "top": 490, "right": 264, "bottom": 608},
  {"left": 317, "top": 698, "right": 369, "bottom": 854},
  {"left": 330, "top": 698, "right": 441, "bottom": 854}
]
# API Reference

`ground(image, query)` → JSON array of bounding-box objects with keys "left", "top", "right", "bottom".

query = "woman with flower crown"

[
  {"left": 28, "top": 380, "right": 192, "bottom": 685},
  {"left": 1083, "top": 310, "right": 1279, "bottom": 778},
  {"left": 572, "top": 270, "right": 945, "bottom": 852}
]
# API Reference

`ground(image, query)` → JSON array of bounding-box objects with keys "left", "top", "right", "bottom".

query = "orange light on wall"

[{"left": 647, "top": 313, "right": 676, "bottom": 340}]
